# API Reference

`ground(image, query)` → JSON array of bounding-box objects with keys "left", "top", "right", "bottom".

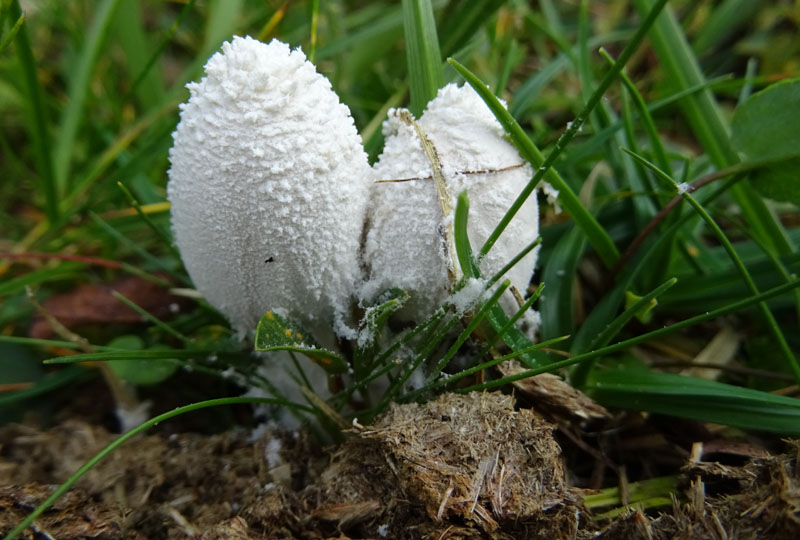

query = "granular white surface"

[
  {"left": 362, "top": 84, "right": 539, "bottom": 321},
  {"left": 168, "top": 36, "right": 371, "bottom": 337}
]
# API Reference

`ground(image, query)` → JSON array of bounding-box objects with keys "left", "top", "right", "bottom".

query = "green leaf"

[
  {"left": 585, "top": 365, "right": 800, "bottom": 435},
  {"left": 354, "top": 288, "right": 409, "bottom": 367},
  {"left": 106, "top": 336, "right": 179, "bottom": 386},
  {"left": 731, "top": 79, "right": 800, "bottom": 205},
  {"left": 254, "top": 311, "right": 348, "bottom": 374}
]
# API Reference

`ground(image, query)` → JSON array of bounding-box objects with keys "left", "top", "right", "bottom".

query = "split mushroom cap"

[
  {"left": 168, "top": 36, "right": 372, "bottom": 337},
  {"left": 362, "top": 83, "right": 540, "bottom": 322}
]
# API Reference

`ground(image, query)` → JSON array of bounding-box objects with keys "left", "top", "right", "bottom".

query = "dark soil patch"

[{"left": 1, "top": 392, "right": 798, "bottom": 539}]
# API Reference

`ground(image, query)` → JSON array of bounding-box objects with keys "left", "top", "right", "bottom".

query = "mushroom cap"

[
  {"left": 362, "top": 83, "right": 539, "bottom": 322},
  {"left": 168, "top": 36, "right": 371, "bottom": 337}
]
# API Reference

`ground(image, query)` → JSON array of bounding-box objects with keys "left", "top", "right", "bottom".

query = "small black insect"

[{"left": 264, "top": 256, "right": 274, "bottom": 263}]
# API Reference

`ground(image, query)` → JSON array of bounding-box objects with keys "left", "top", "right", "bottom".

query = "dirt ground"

[{"left": 1, "top": 389, "right": 799, "bottom": 539}]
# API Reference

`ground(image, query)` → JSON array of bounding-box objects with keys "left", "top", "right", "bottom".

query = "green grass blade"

[
  {"left": 88, "top": 211, "right": 188, "bottom": 285},
  {"left": 0, "top": 365, "right": 94, "bottom": 408},
  {"left": 0, "top": 263, "right": 85, "bottom": 296},
  {"left": 590, "top": 278, "right": 677, "bottom": 352},
  {"left": 460, "top": 278, "right": 800, "bottom": 393},
  {"left": 439, "top": 0, "right": 503, "bottom": 58},
  {"left": 52, "top": 0, "right": 122, "bottom": 194},
  {"left": 43, "top": 349, "right": 216, "bottom": 364},
  {"left": 584, "top": 368, "right": 800, "bottom": 435},
  {"left": 691, "top": 0, "right": 761, "bottom": 55},
  {"left": 623, "top": 148, "right": 800, "bottom": 383},
  {"left": 116, "top": 182, "right": 179, "bottom": 258},
  {"left": 426, "top": 279, "right": 510, "bottom": 383},
  {"left": 632, "top": 0, "right": 793, "bottom": 256},
  {"left": 110, "top": 291, "right": 192, "bottom": 345},
  {"left": 570, "top": 278, "right": 677, "bottom": 387},
  {"left": 0, "top": 11, "right": 23, "bottom": 54},
  {"left": 9, "top": 0, "right": 57, "bottom": 222},
  {"left": 113, "top": 0, "right": 165, "bottom": 110},
  {"left": 126, "top": 0, "right": 196, "bottom": 101},
  {"left": 448, "top": 58, "right": 619, "bottom": 268},
  {"left": 540, "top": 225, "right": 587, "bottom": 341},
  {"left": 202, "top": 0, "right": 243, "bottom": 53},
  {"left": 402, "top": 0, "right": 444, "bottom": 116},
  {"left": 453, "top": 190, "right": 475, "bottom": 279},
  {"left": 1, "top": 397, "right": 313, "bottom": 540},
  {"left": 599, "top": 47, "right": 671, "bottom": 176}
]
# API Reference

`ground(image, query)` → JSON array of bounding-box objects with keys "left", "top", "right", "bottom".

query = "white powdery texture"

[
  {"left": 362, "top": 83, "right": 539, "bottom": 321},
  {"left": 168, "top": 36, "right": 371, "bottom": 336}
]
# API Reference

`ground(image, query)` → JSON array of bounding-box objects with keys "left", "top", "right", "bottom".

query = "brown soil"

[{"left": 1, "top": 391, "right": 799, "bottom": 539}]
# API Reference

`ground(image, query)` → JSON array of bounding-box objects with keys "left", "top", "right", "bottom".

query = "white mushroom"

[
  {"left": 167, "top": 36, "right": 371, "bottom": 338},
  {"left": 361, "top": 83, "right": 540, "bottom": 323}
]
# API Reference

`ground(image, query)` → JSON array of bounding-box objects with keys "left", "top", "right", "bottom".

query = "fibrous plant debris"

[{"left": 3, "top": 395, "right": 798, "bottom": 539}]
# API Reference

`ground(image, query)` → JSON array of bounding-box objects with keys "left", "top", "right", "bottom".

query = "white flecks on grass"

[
  {"left": 448, "top": 277, "right": 487, "bottom": 315},
  {"left": 362, "top": 83, "right": 540, "bottom": 322},
  {"left": 167, "top": 36, "right": 371, "bottom": 338},
  {"left": 677, "top": 182, "right": 691, "bottom": 194}
]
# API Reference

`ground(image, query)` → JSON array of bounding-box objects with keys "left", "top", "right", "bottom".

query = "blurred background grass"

[{"left": 1, "top": 0, "right": 799, "bottom": 434}]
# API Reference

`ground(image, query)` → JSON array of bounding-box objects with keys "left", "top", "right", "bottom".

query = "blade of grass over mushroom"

[
  {"left": 570, "top": 278, "right": 677, "bottom": 388},
  {"left": 9, "top": 0, "right": 57, "bottom": 222},
  {"left": 453, "top": 191, "right": 476, "bottom": 279},
  {"left": 456, "top": 0, "right": 670, "bottom": 269},
  {"left": 452, "top": 191, "right": 546, "bottom": 368},
  {"left": 402, "top": 0, "right": 444, "bottom": 116},
  {"left": 632, "top": 0, "right": 793, "bottom": 256},
  {"left": 369, "top": 310, "right": 467, "bottom": 419},
  {"left": 623, "top": 148, "right": 800, "bottom": 384},
  {"left": 255, "top": 311, "right": 348, "bottom": 374},
  {"left": 461, "top": 278, "right": 800, "bottom": 393},
  {"left": 485, "top": 236, "right": 542, "bottom": 290},
  {"left": 1, "top": 396, "right": 314, "bottom": 540},
  {"left": 449, "top": 58, "right": 618, "bottom": 269},
  {"left": 52, "top": 0, "right": 122, "bottom": 195},
  {"left": 426, "top": 279, "right": 511, "bottom": 384},
  {"left": 583, "top": 367, "right": 800, "bottom": 435}
]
